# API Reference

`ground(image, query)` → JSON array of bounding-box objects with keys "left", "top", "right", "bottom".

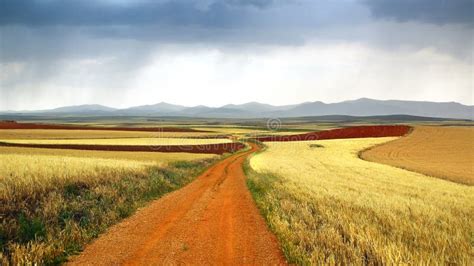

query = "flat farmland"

[
  {"left": 0, "top": 121, "right": 206, "bottom": 132},
  {"left": 0, "top": 147, "right": 218, "bottom": 264},
  {"left": 0, "top": 146, "right": 217, "bottom": 164},
  {"left": 0, "top": 123, "right": 230, "bottom": 264},
  {"left": 248, "top": 137, "right": 473, "bottom": 264},
  {"left": 2, "top": 120, "right": 472, "bottom": 265},
  {"left": 0, "top": 129, "right": 222, "bottom": 139},
  {"left": 0, "top": 137, "right": 232, "bottom": 146},
  {"left": 361, "top": 126, "right": 474, "bottom": 185},
  {"left": 0, "top": 153, "right": 151, "bottom": 200}
]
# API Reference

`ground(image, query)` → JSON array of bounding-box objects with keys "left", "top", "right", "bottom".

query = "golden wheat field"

[
  {"left": 0, "top": 145, "right": 217, "bottom": 264},
  {"left": 248, "top": 137, "right": 474, "bottom": 264},
  {"left": 361, "top": 126, "right": 474, "bottom": 185},
  {"left": 0, "top": 137, "right": 232, "bottom": 146},
  {"left": 0, "top": 153, "right": 151, "bottom": 200},
  {"left": 0, "top": 146, "right": 216, "bottom": 163},
  {"left": 0, "top": 147, "right": 217, "bottom": 202}
]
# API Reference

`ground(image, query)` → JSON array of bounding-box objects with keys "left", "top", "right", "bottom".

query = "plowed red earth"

[
  {"left": 0, "top": 121, "right": 206, "bottom": 132},
  {"left": 256, "top": 125, "right": 411, "bottom": 142},
  {"left": 69, "top": 143, "right": 286, "bottom": 265},
  {"left": 0, "top": 142, "right": 245, "bottom": 155}
]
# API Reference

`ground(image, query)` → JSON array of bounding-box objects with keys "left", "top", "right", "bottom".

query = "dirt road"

[{"left": 69, "top": 143, "right": 286, "bottom": 265}]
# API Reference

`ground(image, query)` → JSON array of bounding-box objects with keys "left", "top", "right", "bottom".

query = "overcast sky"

[{"left": 0, "top": 0, "right": 473, "bottom": 110}]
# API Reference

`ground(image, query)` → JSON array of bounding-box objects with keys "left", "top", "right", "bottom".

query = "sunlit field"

[
  {"left": 362, "top": 126, "right": 474, "bottom": 185},
  {"left": 0, "top": 137, "right": 232, "bottom": 146},
  {"left": 0, "top": 146, "right": 216, "bottom": 164},
  {"left": 0, "top": 143, "right": 218, "bottom": 264},
  {"left": 248, "top": 138, "right": 473, "bottom": 264},
  {"left": 2, "top": 0, "right": 473, "bottom": 264},
  {"left": 0, "top": 153, "right": 151, "bottom": 200}
]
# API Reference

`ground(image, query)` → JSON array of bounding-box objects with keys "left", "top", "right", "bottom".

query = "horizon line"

[{"left": 2, "top": 97, "right": 471, "bottom": 113}]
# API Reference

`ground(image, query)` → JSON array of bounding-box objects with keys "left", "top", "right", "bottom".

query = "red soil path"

[
  {"left": 0, "top": 121, "right": 206, "bottom": 132},
  {"left": 0, "top": 142, "right": 246, "bottom": 155},
  {"left": 69, "top": 143, "right": 286, "bottom": 265},
  {"left": 256, "top": 125, "right": 411, "bottom": 142}
]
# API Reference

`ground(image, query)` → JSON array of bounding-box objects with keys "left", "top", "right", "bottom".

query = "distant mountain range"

[{"left": 2, "top": 98, "right": 473, "bottom": 120}]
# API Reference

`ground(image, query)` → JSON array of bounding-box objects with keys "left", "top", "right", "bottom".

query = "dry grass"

[
  {"left": 248, "top": 138, "right": 473, "bottom": 264},
  {"left": 0, "top": 129, "right": 219, "bottom": 139},
  {"left": 0, "top": 149, "right": 217, "bottom": 265},
  {"left": 361, "top": 126, "right": 474, "bottom": 185},
  {"left": 0, "top": 137, "right": 231, "bottom": 146},
  {"left": 0, "top": 146, "right": 215, "bottom": 164}
]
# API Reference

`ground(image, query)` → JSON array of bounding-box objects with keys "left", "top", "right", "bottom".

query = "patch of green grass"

[
  {"left": 244, "top": 162, "right": 306, "bottom": 265},
  {"left": 172, "top": 160, "right": 201, "bottom": 169},
  {"left": 309, "top": 143, "right": 324, "bottom": 148},
  {"left": 18, "top": 215, "right": 46, "bottom": 243}
]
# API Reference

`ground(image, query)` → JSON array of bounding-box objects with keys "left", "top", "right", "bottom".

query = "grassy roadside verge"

[
  {"left": 0, "top": 158, "right": 217, "bottom": 265},
  {"left": 243, "top": 140, "right": 300, "bottom": 263},
  {"left": 244, "top": 162, "right": 305, "bottom": 265}
]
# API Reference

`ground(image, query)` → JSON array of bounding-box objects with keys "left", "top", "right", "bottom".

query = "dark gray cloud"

[
  {"left": 3, "top": 0, "right": 471, "bottom": 29},
  {"left": 1, "top": 0, "right": 471, "bottom": 64},
  {"left": 364, "top": 0, "right": 474, "bottom": 26},
  {"left": 0, "top": 0, "right": 277, "bottom": 27},
  {"left": 0, "top": 0, "right": 369, "bottom": 63},
  {"left": 1, "top": 0, "right": 472, "bottom": 111}
]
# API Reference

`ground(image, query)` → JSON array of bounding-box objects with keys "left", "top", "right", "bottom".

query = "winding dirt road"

[{"left": 69, "top": 143, "right": 286, "bottom": 265}]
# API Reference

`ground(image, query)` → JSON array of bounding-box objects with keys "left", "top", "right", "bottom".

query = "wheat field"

[
  {"left": 0, "top": 146, "right": 216, "bottom": 164},
  {"left": 361, "top": 126, "right": 474, "bottom": 185},
  {"left": 0, "top": 147, "right": 217, "bottom": 264},
  {"left": 0, "top": 153, "right": 154, "bottom": 201},
  {"left": 248, "top": 137, "right": 473, "bottom": 264}
]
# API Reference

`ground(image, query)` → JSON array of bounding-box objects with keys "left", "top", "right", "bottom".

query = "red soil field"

[
  {"left": 0, "top": 121, "right": 206, "bottom": 133},
  {"left": 0, "top": 142, "right": 246, "bottom": 155},
  {"left": 255, "top": 125, "right": 411, "bottom": 142}
]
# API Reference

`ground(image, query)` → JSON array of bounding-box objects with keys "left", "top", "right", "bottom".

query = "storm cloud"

[
  {"left": 0, "top": 0, "right": 472, "bottom": 110},
  {"left": 0, "top": 0, "right": 251, "bottom": 27},
  {"left": 365, "top": 0, "right": 473, "bottom": 26}
]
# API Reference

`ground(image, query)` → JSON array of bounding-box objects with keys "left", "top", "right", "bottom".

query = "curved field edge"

[
  {"left": 359, "top": 126, "right": 474, "bottom": 186},
  {"left": 245, "top": 138, "right": 473, "bottom": 264},
  {"left": 0, "top": 157, "right": 219, "bottom": 265},
  {"left": 254, "top": 125, "right": 411, "bottom": 142}
]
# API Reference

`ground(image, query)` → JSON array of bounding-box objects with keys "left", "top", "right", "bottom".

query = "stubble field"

[{"left": 361, "top": 126, "right": 474, "bottom": 185}]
